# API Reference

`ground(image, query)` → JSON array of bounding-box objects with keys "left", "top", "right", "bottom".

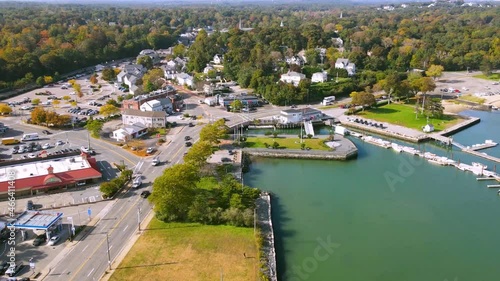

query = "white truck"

[{"left": 21, "top": 133, "right": 39, "bottom": 141}]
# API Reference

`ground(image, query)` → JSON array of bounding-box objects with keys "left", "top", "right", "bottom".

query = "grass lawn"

[
  {"left": 109, "top": 220, "right": 258, "bottom": 281},
  {"left": 458, "top": 94, "right": 486, "bottom": 104},
  {"left": 355, "top": 103, "right": 461, "bottom": 132},
  {"left": 245, "top": 136, "right": 330, "bottom": 150},
  {"left": 473, "top": 73, "right": 500, "bottom": 81}
]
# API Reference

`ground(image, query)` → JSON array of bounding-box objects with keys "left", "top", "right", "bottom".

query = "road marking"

[
  {"left": 68, "top": 197, "right": 142, "bottom": 281},
  {"left": 86, "top": 140, "right": 136, "bottom": 165},
  {"left": 82, "top": 245, "right": 89, "bottom": 252},
  {"left": 87, "top": 268, "right": 95, "bottom": 277},
  {"left": 123, "top": 225, "right": 128, "bottom": 232},
  {"left": 109, "top": 245, "right": 113, "bottom": 251}
]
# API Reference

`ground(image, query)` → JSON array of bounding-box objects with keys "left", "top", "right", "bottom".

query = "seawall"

[{"left": 256, "top": 192, "right": 278, "bottom": 281}]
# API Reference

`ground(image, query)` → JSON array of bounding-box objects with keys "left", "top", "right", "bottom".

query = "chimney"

[{"left": 47, "top": 165, "right": 54, "bottom": 174}]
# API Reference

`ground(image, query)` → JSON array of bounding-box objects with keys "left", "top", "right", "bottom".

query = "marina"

[
  {"left": 352, "top": 131, "right": 500, "bottom": 184},
  {"left": 466, "top": 139, "right": 498, "bottom": 151}
]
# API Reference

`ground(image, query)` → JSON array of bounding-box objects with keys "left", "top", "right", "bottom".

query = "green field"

[
  {"left": 245, "top": 136, "right": 330, "bottom": 150},
  {"left": 473, "top": 73, "right": 500, "bottom": 81},
  {"left": 109, "top": 220, "right": 258, "bottom": 281},
  {"left": 355, "top": 103, "right": 460, "bottom": 132},
  {"left": 458, "top": 94, "right": 486, "bottom": 104}
]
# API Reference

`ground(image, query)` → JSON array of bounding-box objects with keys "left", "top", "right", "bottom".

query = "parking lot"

[{"left": 435, "top": 71, "right": 500, "bottom": 106}]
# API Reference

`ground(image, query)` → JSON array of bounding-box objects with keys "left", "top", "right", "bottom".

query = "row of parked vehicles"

[{"left": 68, "top": 107, "right": 99, "bottom": 116}]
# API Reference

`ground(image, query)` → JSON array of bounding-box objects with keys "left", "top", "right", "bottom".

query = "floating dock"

[
  {"left": 487, "top": 185, "right": 500, "bottom": 188},
  {"left": 466, "top": 140, "right": 498, "bottom": 151}
]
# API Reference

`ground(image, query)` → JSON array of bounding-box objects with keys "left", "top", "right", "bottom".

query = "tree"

[
  {"left": 350, "top": 91, "right": 376, "bottom": 110},
  {"left": 31, "top": 107, "right": 47, "bottom": 125},
  {"left": 149, "top": 163, "right": 199, "bottom": 221},
  {"left": 52, "top": 100, "right": 60, "bottom": 108},
  {"left": 100, "top": 182, "right": 119, "bottom": 198},
  {"left": 426, "top": 64, "right": 444, "bottom": 81},
  {"left": 142, "top": 68, "right": 165, "bottom": 92},
  {"left": 43, "top": 76, "right": 53, "bottom": 84},
  {"left": 85, "top": 118, "right": 104, "bottom": 138},
  {"left": 199, "top": 119, "right": 228, "bottom": 144},
  {"left": 230, "top": 100, "right": 243, "bottom": 112},
  {"left": 70, "top": 101, "right": 77, "bottom": 107},
  {"left": 62, "top": 96, "right": 71, "bottom": 102},
  {"left": 106, "top": 99, "right": 119, "bottom": 107},
  {"left": 32, "top": 98, "right": 41, "bottom": 105},
  {"left": 173, "top": 44, "right": 186, "bottom": 58},
  {"left": 424, "top": 98, "right": 444, "bottom": 118},
  {"left": 36, "top": 76, "right": 45, "bottom": 86},
  {"left": 89, "top": 74, "right": 98, "bottom": 84},
  {"left": 99, "top": 104, "right": 120, "bottom": 117},
  {"left": 101, "top": 67, "right": 117, "bottom": 81},
  {"left": 137, "top": 56, "right": 153, "bottom": 70},
  {"left": 183, "top": 141, "right": 213, "bottom": 167},
  {"left": 0, "top": 104, "right": 13, "bottom": 115}
]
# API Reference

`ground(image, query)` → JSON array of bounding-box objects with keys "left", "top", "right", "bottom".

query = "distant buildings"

[
  {"left": 278, "top": 108, "right": 324, "bottom": 124},
  {"left": 175, "top": 73, "right": 194, "bottom": 88},
  {"left": 116, "top": 64, "right": 147, "bottom": 95},
  {"left": 122, "top": 87, "right": 179, "bottom": 113},
  {"left": 137, "top": 49, "right": 160, "bottom": 65}
]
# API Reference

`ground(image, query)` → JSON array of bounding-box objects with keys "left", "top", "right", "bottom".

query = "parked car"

[
  {"left": 48, "top": 235, "right": 61, "bottom": 246},
  {"left": 185, "top": 141, "right": 192, "bottom": 147},
  {"left": 184, "top": 136, "right": 191, "bottom": 141},
  {"left": 42, "top": 130, "right": 51, "bottom": 135},
  {"left": 188, "top": 122, "right": 194, "bottom": 127},
  {"left": 5, "top": 262, "right": 23, "bottom": 277},
  {"left": 55, "top": 140, "right": 65, "bottom": 146},
  {"left": 33, "top": 235, "right": 46, "bottom": 246},
  {"left": 42, "top": 143, "right": 51, "bottom": 149},
  {"left": 26, "top": 200, "right": 34, "bottom": 210},
  {"left": 146, "top": 147, "right": 155, "bottom": 154}
]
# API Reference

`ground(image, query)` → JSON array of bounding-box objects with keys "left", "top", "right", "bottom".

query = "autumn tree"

[
  {"left": 31, "top": 107, "right": 47, "bottom": 125},
  {"left": 137, "top": 56, "right": 153, "bottom": 70},
  {"left": 350, "top": 91, "right": 376, "bottom": 110},
  {"left": 89, "top": 74, "right": 98, "bottom": 84},
  {"left": 85, "top": 118, "right": 104, "bottom": 138},
  {"left": 183, "top": 141, "right": 213, "bottom": 167},
  {"left": 62, "top": 96, "right": 71, "bottom": 102},
  {"left": 32, "top": 98, "right": 41, "bottom": 105},
  {"left": 0, "top": 104, "right": 13, "bottom": 115},
  {"left": 426, "top": 65, "right": 444, "bottom": 81},
  {"left": 142, "top": 68, "right": 165, "bottom": 93},
  {"left": 99, "top": 104, "right": 120, "bottom": 117},
  {"left": 52, "top": 100, "right": 60, "bottom": 108}
]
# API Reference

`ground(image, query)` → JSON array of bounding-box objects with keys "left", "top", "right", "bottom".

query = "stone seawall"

[
  {"left": 256, "top": 193, "right": 278, "bottom": 281},
  {"left": 244, "top": 148, "right": 358, "bottom": 160}
]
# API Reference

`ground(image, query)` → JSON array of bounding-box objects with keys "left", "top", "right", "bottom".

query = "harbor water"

[{"left": 244, "top": 110, "right": 500, "bottom": 281}]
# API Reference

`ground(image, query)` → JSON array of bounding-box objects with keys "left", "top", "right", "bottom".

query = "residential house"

[
  {"left": 334, "top": 58, "right": 356, "bottom": 76},
  {"left": 122, "top": 87, "right": 179, "bottom": 112},
  {"left": 111, "top": 123, "right": 148, "bottom": 142},
  {"left": 175, "top": 73, "right": 194, "bottom": 88},
  {"left": 285, "top": 56, "right": 304, "bottom": 66},
  {"left": 203, "top": 65, "right": 214, "bottom": 74},
  {"left": 332, "top": 37, "right": 344, "bottom": 47},
  {"left": 161, "top": 65, "right": 178, "bottom": 80},
  {"left": 280, "top": 71, "right": 306, "bottom": 87},
  {"left": 122, "top": 109, "right": 167, "bottom": 128},
  {"left": 140, "top": 100, "right": 163, "bottom": 112},
  {"left": 137, "top": 49, "right": 160, "bottom": 65},
  {"left": 278, "top": 108, "right": 324, "bottom": 124},
  {"left": 213, "top": 54, "right": 224, "bottom": 64},
  {"left": 311, "top": 71, "right": 328, "bottom": 83}
]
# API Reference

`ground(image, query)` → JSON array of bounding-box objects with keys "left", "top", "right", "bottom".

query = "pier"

[
  {"left": 467, "top": 140, "right": 498, "bottom": 151},
  {"left": 461, "top": 149, "right": 500, "bottom": 164}
]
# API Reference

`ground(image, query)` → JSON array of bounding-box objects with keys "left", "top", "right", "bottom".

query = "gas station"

[{"left": 9, "top": 210, "right": 64, "bottom": 239}]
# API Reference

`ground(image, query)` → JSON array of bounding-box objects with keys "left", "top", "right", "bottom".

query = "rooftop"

[
  {"left": 0, "top": 155, "right": 92, "bottom": 182},
  {"left": 123, "top": 109, "right": 167, "bottom": 118},
  {"left": 11, "top": 211, "right": 63, "bottom": 230}
]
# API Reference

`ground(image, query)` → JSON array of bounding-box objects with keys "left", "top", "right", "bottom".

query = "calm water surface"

[{"left": 244, "top": 110, "right": 500, "bottom": 281}]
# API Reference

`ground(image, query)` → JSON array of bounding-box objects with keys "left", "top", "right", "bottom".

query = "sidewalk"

[{"left": 99, "top": 208, "right": 155, "bottom": 281}]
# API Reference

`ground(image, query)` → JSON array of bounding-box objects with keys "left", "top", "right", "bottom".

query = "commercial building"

[
  {"left": 218, "top": 95, "right": 261, "bottom": 108},
  {"left": 278, "top": 108, "right": 324, "bottom": 124},
  {"left": 121, "top": 87, "right": 181, "bottom": 112},
  {"left": 0, "top": 152, "right": 102, "bottom": 198},
  {"left": 122, "top": 109, "right": 167, "bottom": 128},
  {"left": 111, "top": 123, "right": 148, "bottom": 142}
]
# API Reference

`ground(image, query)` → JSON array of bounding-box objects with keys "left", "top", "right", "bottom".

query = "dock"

[
  {"left": 466, "top": 140, "right": 498, "bottom": 151},
  {"left": 487, "top": 185, "right": 500, "bottom": 188},
  {"left": 461, "top": 149, "right": 500, "bottom": 164}
]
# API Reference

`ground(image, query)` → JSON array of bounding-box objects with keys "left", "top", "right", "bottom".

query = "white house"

[
  {"left": 423, "top": 124, "right": 435, "bottom": 133},
  {"left": 334, "top": 58, "right": 356, "bottom": 76},
  {"left": 175, "top": 73, "right": 194, "bottom": 88},
  {"left": 203, "top": 65, "right": 214, "bottom": 74},
  {"left": 280, "top": 71, "right": 306, "bottom": 87},
  {"left": 137, "top": 49, "right": 160, "bottom": 64},
  {"left": 285, "top": 56, "right": 304, "bottom": 66},
  {"left": 140, "top": 100, "right": 163, "bottom": 112},
  {"left": 111, "top": 123, "right": 148, "bottom": 142},
  {"left": 311, "top": 71, "right": 328, "bottom": 83},
  {"left": 116, "top": 64, "right": 146, "bottom": 93},
  {"left": 278, "top": 108, "right": 324, "bottom": 124},
  {"left": 213, "top": 54, "right": 224, "bottom": 64},
  {"left": 122, "top": 109, "right": 167, "bottom": 128}
]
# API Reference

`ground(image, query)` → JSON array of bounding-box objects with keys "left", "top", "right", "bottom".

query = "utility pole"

[
  {"left": 106, "top": 233, "right": 112, "bottom": 270},
  {"left": 137, "top": 206, "right": 142, "bottom": 232}
]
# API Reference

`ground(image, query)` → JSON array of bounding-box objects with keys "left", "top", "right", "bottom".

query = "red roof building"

[{"left": 0, "top": 152, "right": 102, "bottom": 198}]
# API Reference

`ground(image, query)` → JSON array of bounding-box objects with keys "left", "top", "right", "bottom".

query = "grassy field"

[
  {"left": 245, "top": 136, "right": 330, "bottom": 150},
  {"left": 355, "top": 103, "right": 460, "bottom": 132},
  {"left": 473, "top": 73, "right": 500, "bottom": 81},
  {"left": 458, "top": 94, "right": 486, "bottom": 104},
  {"left": 109, "top": 219, "right": 258, "bottom": 281}
]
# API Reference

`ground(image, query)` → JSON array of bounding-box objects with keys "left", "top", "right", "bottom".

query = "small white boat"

[
  {"left": 472, "top": 162, "right": 487, "bottom": 170},
  {"left": 391, "top": 143, "right": 402, "bottom": 153},
  {"left": 428, "top": 158, "right": 446, "bottom": 166}
]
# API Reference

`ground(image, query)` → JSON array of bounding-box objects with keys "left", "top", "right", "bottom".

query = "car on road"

[
  {"left": 185, "top": 141, "right": 192, "bottom": 147},
  {"left": 33, "top": 234, "right": 47, "bottom": 246},
  {"left": 146, "top": 147, "right": 155, "bottom": 154},
  {"left": 188, "top": 122, "right": 194, "bottom": 127},
  {"left": 42, "top": 130, "right": 51, "bottom": 135},
  {"left": 184, "top": 136, "right": 191, "bottom": 141},
  {"left": 56, "top": 140, "right": 65, "bottom": 146},
  {"left": 48, "top": 235, "right": 61, "bottom": 246},
  {"left": 132, "top": 176, "right": 142, "bottom": 189},
  {"left": 152, "top": 157, "right": 160, "bottom": 166},
  {"left": 140, "top": 191, "right": 151, "bottom": 198}
]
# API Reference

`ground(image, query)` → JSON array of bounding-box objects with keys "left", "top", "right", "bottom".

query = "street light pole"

[
  {"left": 137, "top": 206, "right": 142, "bottom": 232},
  {"left": 106, "top": 233, "right": 112, "bottom": 270}
]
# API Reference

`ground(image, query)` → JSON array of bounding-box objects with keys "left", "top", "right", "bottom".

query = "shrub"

[
  {"left": 264, "top": 131, "right": 272, "bottom": 136},
  {"left": 272, "top": 141, "right": 279, "bottom": 149}
]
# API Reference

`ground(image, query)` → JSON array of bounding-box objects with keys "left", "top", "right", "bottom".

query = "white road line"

[
  {"left": 117, "top": 205, "right": 125, "bottom": 212},
  {"left": 123, "top": 225, "right": 128, "bottom": 232},
  {"left": 87, "top": 268, "right": 95, "bottom": 277},
  {"left": 82, "top": 245, "right": 89, "bottom": 252},
  {"left": 109, "top": 245, "right": 113, "bottom": 251}
]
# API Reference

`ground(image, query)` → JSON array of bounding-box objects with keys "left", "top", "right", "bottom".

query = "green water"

[{"left": 245, "top": 130, "right": 500, "bottom": 280}]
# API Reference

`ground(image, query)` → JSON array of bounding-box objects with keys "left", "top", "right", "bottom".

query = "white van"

[
  {"left": 132, "top": 177, "right": 142, "bottom": 189},
  {"left": 21, "top": 133, "right": 39, "bottom": 141},
  {"left": 152, "top": 157, "right": 160, "bottom": 166}
]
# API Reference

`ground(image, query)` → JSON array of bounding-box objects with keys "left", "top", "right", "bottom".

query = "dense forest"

[{"left": 0, "top": 2, "right": 498, "bottom": 101}]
